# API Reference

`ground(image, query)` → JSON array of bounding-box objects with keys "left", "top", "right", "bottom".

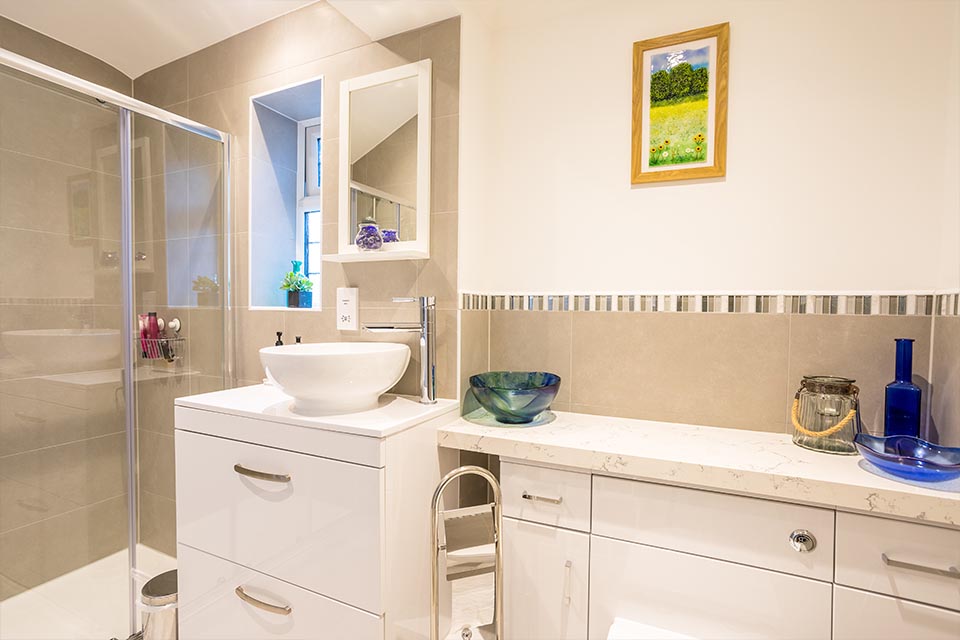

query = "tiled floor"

[
  {"left": 2, "top": 545, "right": 493, "bottom": 640},
  {"left": 0, "top": 545, "right": 175, "bottom": 640}
]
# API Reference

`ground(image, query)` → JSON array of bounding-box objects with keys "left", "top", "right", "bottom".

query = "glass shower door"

[{"left": 0, "top": 66, "right": 131, "bottom": 639}]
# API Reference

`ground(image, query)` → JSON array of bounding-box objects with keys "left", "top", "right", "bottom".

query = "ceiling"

[
  {"left": 327, "top": 0, "right": 459, "bottom": 42},
  {"left": 0, "top": 0, "right": 317, "bottom": 78}
]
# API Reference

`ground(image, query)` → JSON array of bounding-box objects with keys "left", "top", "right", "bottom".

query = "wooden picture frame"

[{"left": 631, "top": 23, "right": 729, "bottom": 184}]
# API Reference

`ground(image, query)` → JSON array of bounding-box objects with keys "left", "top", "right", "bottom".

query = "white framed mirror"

[{"left": 332, "top": 59, "right": 432, "bottom": 262}]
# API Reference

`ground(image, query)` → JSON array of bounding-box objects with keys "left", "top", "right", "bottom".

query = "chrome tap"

[{"left": 362, "top": 296, "right": 437, "bottom": 404}]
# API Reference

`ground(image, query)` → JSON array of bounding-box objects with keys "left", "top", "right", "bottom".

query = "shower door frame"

[{"left": 0, "top": 46, "right": 234, "bottom": 638}]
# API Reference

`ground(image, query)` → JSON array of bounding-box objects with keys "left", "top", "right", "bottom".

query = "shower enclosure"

[{"left": 0, "top": 49, "right": 231, "bottom": 639}]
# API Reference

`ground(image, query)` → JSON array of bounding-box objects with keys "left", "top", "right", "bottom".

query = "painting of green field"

[{"left": 648, "top": 96, "right": 708, "bottom": 167}]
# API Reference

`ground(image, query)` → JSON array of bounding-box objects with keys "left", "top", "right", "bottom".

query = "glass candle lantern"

[{"left": 791, "top": 376, "right": 862, "bottom": 455}]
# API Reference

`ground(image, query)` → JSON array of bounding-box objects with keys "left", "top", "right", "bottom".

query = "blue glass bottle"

[{"left": 884, "top": 338, "right": 921, "bottom": 437}]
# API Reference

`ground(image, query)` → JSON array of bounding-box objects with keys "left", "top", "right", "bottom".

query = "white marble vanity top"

[
  {"left": 439, "top": 412, "right": 960, "bottom": 528},
  {"left": 176, "top": 383, "right": 457, "bottom": 438}
]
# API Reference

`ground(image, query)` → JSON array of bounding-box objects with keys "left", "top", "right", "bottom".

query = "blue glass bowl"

[
  {"left": 469, "top": 371, "right": 561, "bottom": 424},
  {"left": 854, "top": 434, "right": 960, "bottom": 482}
]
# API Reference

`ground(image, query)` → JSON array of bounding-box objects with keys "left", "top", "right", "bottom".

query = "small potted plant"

[
  {"left": 192, "top": 275, "right": 220, "bottom": 307},
  {"left": 280, "top": 260, "right": 313, "bottom": 308}
]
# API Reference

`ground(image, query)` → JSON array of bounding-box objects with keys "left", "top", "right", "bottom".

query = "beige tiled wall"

[
  {"left": 474, "top": 310, "right": 940, "bottom": 437},
  {"left": 134, "top": 4, "right": 461, "bottom": 393},
  {"left": 931, "top": 316, "right": 960, "bottom": 446},
  {"left": 130, "top": 4, "right": 460, "bottom": 544},
  {"left": 0, "top": 21, "right": 132, "bottom": 598}
]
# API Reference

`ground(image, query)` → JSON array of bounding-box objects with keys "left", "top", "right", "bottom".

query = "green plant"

[
  {"left": 192, "top": 275, "right": 219, "bottom": 293},
  {"left": 279, "top": 260, "right": 313, "bottom": 292}
]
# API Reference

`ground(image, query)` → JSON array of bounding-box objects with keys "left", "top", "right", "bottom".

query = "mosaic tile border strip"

[{"left": 461, "top": 293, "right": 960, "bottom": 316}]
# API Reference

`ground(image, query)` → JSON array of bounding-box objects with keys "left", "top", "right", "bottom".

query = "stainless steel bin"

[{"left": 141, "top": 570, "right": 177, "bottom": 640}]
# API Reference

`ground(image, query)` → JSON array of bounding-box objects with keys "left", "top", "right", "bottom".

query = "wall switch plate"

[{"left": 336, "top": 287, "right": 359, "bottom": 331}]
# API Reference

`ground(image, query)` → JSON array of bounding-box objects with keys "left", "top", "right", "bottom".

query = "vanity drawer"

[
  {"left": 835, "top": 512, "right": 960, "bottom": 611},
  {"left": 588, "top": 535, "right": 832, "bottom": 639},
  {"left": 501, "top": 460, "right": 591, "bottom": 532},
  {"left": 592, "top": 475, "right": 835, "bottom": 581},
  {"left": 833, "top": 586, "right": 960, "bottom": 640},
  {"left": 175, "top": 430, "right": 384, "bottom": 614},
  {"left": 178, "top": 544, "right": 382, "bottom": 640}
]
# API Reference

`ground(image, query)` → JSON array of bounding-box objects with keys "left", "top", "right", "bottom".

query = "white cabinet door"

[
  {"left": 588, "top": 535, "right": 832, "bottom": 640},
  {"left": 175, "top": 430, "right": 384, "bottom": 614},
  {"left": 178, "top": 544, "right": 382, "bottom": 640},
  {"left": 833, "top": 586, "right": 960, "bottom": 640},
  {"left": 504, "top": 517, "right": 589, "bottom": 640}
]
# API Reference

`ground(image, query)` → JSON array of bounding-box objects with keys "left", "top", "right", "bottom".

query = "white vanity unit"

[
  {"left": 439, "top": 414, "right": 960, "bottom": 640},
  {"left": 173, "top": 384, "right": 458, "bottom": 639}
]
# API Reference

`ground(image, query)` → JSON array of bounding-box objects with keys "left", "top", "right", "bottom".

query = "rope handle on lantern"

[{"left": 791, "top": 399, "right": 858, "bottom": 438}]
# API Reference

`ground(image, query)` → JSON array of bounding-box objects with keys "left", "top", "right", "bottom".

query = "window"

[
  {"left": 248, "top": 76, "right": 323, "bottom": 309},
  {"left": 296, "top": 117, "right": 323, "bottom": 287}
]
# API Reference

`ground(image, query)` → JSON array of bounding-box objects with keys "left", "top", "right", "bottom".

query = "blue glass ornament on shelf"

[
  {"left": 382, "top": 229, "right": 399, "bottom": 243},
  {"left": 355, "top": 217, "right": 383, "bottom": 251},
  {"left": 884, "top": 338, "right": 921, "bottom": 438}
]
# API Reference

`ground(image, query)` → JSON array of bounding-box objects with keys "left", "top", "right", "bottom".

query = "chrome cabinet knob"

[{"left": 789, "top": 529, "right": 816, "bottom": 553}]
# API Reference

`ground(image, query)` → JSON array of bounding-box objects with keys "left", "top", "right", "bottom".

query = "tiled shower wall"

[
  {"left": 0, "top": 20, "right": 132, "bottom": 599},
  {"left": 461, "top": 308, "right": 960, "bottom": 447}
]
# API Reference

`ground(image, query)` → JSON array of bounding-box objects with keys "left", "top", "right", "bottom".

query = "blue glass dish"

[
  {"left": 854, "top": 434, "right": 960, "bottom": 482},
  {"left": 469, "top": 371, "right": 561, "bottom": 424}
]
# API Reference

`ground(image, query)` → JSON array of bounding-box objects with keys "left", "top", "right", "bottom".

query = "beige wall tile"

[
  {"left": 420, "top": 17, "right": 461, "bottom": 119},
  {"left": 787, "top": 315, "right": 933, "bottom": 437},
  {"left": 0, "top": 476, "right": 77, "bottom": 534},
  {"left": 139, "top": 490, "right": 176, "bottom": 557},
  {"left": 459, "top": 310, "right": 489, "bottom": 408},
  {"left": 136, "top": 374, "right": 191, "bottom": 437},
  {"left": 281, "top": 1, "right": 372, "bottom": 70},
  {"left": 134, "top": 57, "right": 189, "bottom": 108},
  {"left": 0, "top": 433, "right": 126, "bottom": 507},
  {"left": 138, "top": 431, "right": 175, "bottom": 501},
  {"left": 236, "top": 308, "right": 287, "bottom": 382},
  {"left": 431, "top": 115, "right": 459, "bottom": 213},
  {"left": 417, "top": 211, "right": 458, "bottom": 309},
  {"left": 0, "top": 573, "right": 25, "bottom": 601},
  {"left": 0, "top": 494, "right": 127, "bottom": 589},
  {"left": 0, "top": 18, "right": 131, "bottom": 95},
  {"left": 572, "top": 313, "right": 790, "bottom": 432},
  {"left": 489, "top": 311, "right": 573, "bottom": 406},
  {"left": 931, "top": 316, "right": 960, "bottom": 446}
]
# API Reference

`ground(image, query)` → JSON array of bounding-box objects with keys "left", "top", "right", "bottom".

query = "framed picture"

[{"left": 631, "top": 22, "right": 729, "bottom": 184}]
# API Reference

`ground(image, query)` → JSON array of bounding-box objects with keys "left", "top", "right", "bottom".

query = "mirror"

[{"left": 337, "top": 60, "right": 431, "bottom": 260}]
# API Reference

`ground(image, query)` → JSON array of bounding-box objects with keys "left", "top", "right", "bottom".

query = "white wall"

[{"left": 458, "top": 0, "right": 960, "bottom": 294}]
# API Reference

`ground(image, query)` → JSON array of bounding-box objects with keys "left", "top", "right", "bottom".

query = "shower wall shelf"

[{"left": 140, "top": 337, "right": 186, "bottom": 362}]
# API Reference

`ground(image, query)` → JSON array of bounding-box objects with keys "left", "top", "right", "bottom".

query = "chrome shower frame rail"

[{"left": 0, "top": 45, "right": 234, "bottom": 638}]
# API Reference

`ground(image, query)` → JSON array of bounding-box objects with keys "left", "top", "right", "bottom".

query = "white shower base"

[{"left": 0, "top": 545, "right": 175, "bottom": 640}]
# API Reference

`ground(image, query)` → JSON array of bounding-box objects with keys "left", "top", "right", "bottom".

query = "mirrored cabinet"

[{"left": 329, "top": 60, "right": 432, "bottom": 262}]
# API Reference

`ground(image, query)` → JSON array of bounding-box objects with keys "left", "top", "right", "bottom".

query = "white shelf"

[{"left": 322, "top": 249, "right": 429, "bottom": 263}]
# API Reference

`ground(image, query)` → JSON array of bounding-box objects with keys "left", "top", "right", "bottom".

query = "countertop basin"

[
  {"left": 260, "top": 342, "right": 411, "bottom": 415},
  {"left": 2, "top": 328, "right": 121, "bottom": 373}
]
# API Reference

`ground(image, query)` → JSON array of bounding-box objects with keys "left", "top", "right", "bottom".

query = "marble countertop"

[
  {"left": 439, "top": 412, "right": 960, "bottom": 528},
  {"left": 176, "top": 384, "right": 458, "bottom": 438}
]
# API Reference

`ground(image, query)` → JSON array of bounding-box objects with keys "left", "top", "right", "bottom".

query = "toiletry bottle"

[
  {"left": 147, "top": 312, "right": 161, "bottom": 359},
  {"left": 884, "top": 338, "right": 921, "bottom": 437},
  {"left": 275, "top": 331, "right": 283, "bottom": 346}
]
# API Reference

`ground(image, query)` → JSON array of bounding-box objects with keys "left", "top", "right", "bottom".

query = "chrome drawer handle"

[
  {"left": 882, "top": 553, "right": 960, "bottom": 579},
  {"left": 521, "top": 491, "right": 563, "bottom": 505},
  {"left": 234, "top": 464, "right": 291, "bottom": 483},
  {"left": 235, "top": 586, "right": 292, "bottom": 615},
  {"left": 563, "top": 560, "right": 572, "bottom": 605}
]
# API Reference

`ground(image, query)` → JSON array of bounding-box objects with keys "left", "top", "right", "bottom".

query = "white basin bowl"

[
  {"left": 2, "top": 328, "right": 121, "bottom": 373},
  {"left": 260, "top": 342, "right": 411, "bottom": 415}
]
